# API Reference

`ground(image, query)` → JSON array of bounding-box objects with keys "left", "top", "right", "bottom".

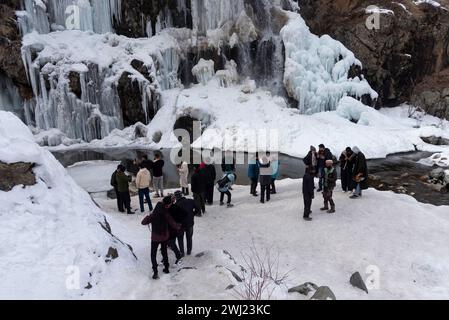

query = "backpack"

[{"left": 217, "top": 175, "right": 230, "bottom": 189}]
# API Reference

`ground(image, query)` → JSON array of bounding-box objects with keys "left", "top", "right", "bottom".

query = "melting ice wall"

[{"left": 281, "top": 12, "right": 378, "bottom": 114}]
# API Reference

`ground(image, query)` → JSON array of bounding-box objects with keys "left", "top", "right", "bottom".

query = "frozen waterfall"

[{"left": 281, "top": 12, "right": 378, "bottom": 114}]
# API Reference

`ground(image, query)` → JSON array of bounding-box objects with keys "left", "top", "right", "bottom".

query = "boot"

[
  {"left": 320, "top": 204, "right": 329, "bottom": 211},
  {"left": 227, "top": 203, "right": 234, "bottom": 208},
  {"left": 152, "top": 271, "right": 159, "bottom": 280},
  {"left": 163, "top": 267, "right": 170, "bottom": 274},
  {"left": 303, "top": 217, "right": 313, "bottom": 221},
  {"left": 327, "top": 205, "right": 335, "bottom": 214}
]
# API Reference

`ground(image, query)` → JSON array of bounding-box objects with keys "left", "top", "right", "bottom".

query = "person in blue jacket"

[
  {"left": 217, "top": 172, "right": 236, "bottom": 208},
  {"left": 270, "top": 152, "right": 280, "bottom": 194},
  {"left": 247, "top": 153, "right": 260, "bottom": 197}
]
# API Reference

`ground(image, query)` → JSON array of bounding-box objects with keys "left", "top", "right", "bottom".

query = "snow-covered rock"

[{"left": 0, "top": 111, "right": 136, "bottom": 299}]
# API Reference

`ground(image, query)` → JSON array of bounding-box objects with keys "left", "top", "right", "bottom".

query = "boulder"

[
  {"left": 310, "top": 286, "right": 336, "bottom": 300},
  {"left": 0, "top": 162, "right": 36, "bottom": 191},
  {"left": 350, "top": 272, "right": 369, "bottom": 294},
  {"left": 430, "top": 168, "right": 445, "bottom": 180},
  {"left": 288, "top": 282, "right": 319, "bottom": 296},
  {"left": 421, "top": 136, "right": 449, "bottom": 146},
  {"left": 105, "top": 247, "right": 119, "bottom": 262}
]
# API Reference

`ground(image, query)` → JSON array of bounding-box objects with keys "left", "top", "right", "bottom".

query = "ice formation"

[
  {"left": 192, "top": 59, "right": 215, "bottom": 85},
  {"left": 1, "top": 1, "right": 385, "bottom": 147},
  {"left": 216, "top": 60, "right": 238, "bottom": 88},
  {"left": 18, "top": 0, "right": 122, "bottom": 35},
  {"left": 281, "top": 12, "right": 378, "bottom": 114},
  {"left": 191, "top": 0, "right": 244, "bottom": 35},
  {"left": 21, "top": 30, "right": 180, "bottom": 141}
]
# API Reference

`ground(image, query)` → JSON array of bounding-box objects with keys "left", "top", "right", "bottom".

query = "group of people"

[
  {"left": 141, "top": 191, "right": 198, "bottom": 280},
  {"left": 110, "top": 153, "right": 165, "bottom": 215},
  {"left": 302, "top": 144, "right": 368, "bottom": 221},
  {"left": 109, "top": 147, "right": 367, "bottom": 278}
]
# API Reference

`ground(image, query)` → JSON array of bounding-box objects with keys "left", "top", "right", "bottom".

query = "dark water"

[
  {"left": 52, "top": 148, "right": 305, "bottom": 189},
  {"left": 52, "top": 148, "right": 447, "bottom": 206}
]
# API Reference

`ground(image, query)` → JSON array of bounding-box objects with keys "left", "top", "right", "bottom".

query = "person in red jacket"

[{"left": 141, "top": 196, "right": 181, "bottom": 280}]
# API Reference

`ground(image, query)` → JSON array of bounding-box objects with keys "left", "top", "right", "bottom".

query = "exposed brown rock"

[
  {"left": 0, "top": 2, "right": 33, "bottom": 100},
  {"left": 0, "top": 162, "right": 36, "bottom": 191}
]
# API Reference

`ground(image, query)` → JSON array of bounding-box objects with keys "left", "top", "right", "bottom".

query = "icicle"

[{"left": 0, "top": 75, "right": 24, "bottom": 120}]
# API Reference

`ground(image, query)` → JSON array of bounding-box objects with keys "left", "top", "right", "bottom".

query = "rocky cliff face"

[
  {"left": 0, "top": 0, "right": 32, "bottom": 100},
  {"left": 296, "top": 0, "right": 449, "bottom": 117}
]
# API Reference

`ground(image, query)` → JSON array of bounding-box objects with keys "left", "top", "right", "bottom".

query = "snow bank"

[
  {"left": 0, "top": 111, "right": 136, "bottom": 299},
  {"left": 281, "top": 11, "right": 378, "bottom": 114}
]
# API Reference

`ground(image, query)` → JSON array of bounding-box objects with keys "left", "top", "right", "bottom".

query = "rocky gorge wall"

[{"left": 296, "top": 0, "right": 449, "bottom": 117}]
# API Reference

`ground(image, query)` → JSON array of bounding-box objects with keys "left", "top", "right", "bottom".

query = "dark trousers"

[
  {"left": 151, "top": 241, "right": 168, "bottom": 273},
  {"left": 250, "top": 178, "right": 258, "bottom": 195},
  {"left": 260, "top": 184, "right": 270, "bottom": 203},
  {"left": 270, "top": 178, "right": 277, "bottom": 194},
  {"left": 138, "top": 188, "right": 153, "bottom": 212},
  {"left": 182, "top": 187, "right": 189, "bottom": 196},
  {"left": 177, "top": 226, "right": 194, "bottom": 256},
  {"left": 168, "top": 237, "right": 182, "bottom": 260},
  {"left": 323, "top": 189, "right": 335, "bottom": 207},
  {"left": 341, "top": 168, "right": 353, "bottom": 191},
  {"left": 318, "top": 167, "right": 325, "bottom": 190},
  {"left": 303, "top": 196, "right": 312, "bottom": 218},
  {"left": 114, "top": 188, "right": 124, "bottom": 212},
  {"left": 220, "top": 190, "right": 231, "bottom": 204},
  {"left": 205, "top": 184, "right": 214, "bottom": 204},
  {"left": 118, "top": 191, "right": 131, "bottom": 212},
  {"left": 193, "top": 192, "right": 206, "bottom": 214}
]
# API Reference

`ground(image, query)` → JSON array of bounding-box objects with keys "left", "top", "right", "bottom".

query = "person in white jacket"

[
  {"left": 177, "top": 161, "right": 189, "bottom": 195},
  {"left": 136, "top": 163, "right": 153, "bottom": 213}
]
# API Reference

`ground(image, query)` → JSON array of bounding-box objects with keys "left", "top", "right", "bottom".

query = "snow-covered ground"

[
  {"left": 2, "top": 110, "right": 449, "bottom": 300},
  {"left": 91, "top": 179, "right": 449, "bottom": 300}
]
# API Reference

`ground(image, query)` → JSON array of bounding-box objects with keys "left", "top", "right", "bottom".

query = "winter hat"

[
  {"left": 310, "top": 146, "right": 316, "bottom": 152},
  {"left": 163, "top": 196, "right": 173, "bottom": 206},
  {"left": 325, "top": 160, "right": 333, "bottom": 166},
  {"left": 174, "top": 191, "right": 183, "bottom": 201},
  {"left": 352, "top": 146, "right": 360, "bottom": 154}
]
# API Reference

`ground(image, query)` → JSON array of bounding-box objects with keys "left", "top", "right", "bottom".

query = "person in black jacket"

[
  {"left": 203, "top": 159, "right": 216, "bottom": 205},
  {"left": 350, "top": 146, "right": 368, "bottom": 199},
  {"left": 173, "top": 191, "right": 198, "bottom": 256},
  {"left": 191, "top": 164, "right": 206, "bottom": 215},
  {"left": 339, "top": 147, "right": 355, "bottom": 193},
  {"left": 167, "top": 197, "right": 185, "bottom": 262},
  {"left": 302, "top": 166, "right": 315, "bottom": 221},
  {"left": 152, "top": 153, "right": 165, "bottom": 198},
  {"left": 316, "top": 144, "right": 333, "bottom": 192},
  {"left": 141, "top": 154, "right": 154, "bottom": 172},
  {"left": 110, "top": 165, "right": 124, "bottom": 212}
]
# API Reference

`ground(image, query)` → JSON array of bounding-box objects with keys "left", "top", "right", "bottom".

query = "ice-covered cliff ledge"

[{"left": 280, "top": 11, "right": 378, "bottom": 114}]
